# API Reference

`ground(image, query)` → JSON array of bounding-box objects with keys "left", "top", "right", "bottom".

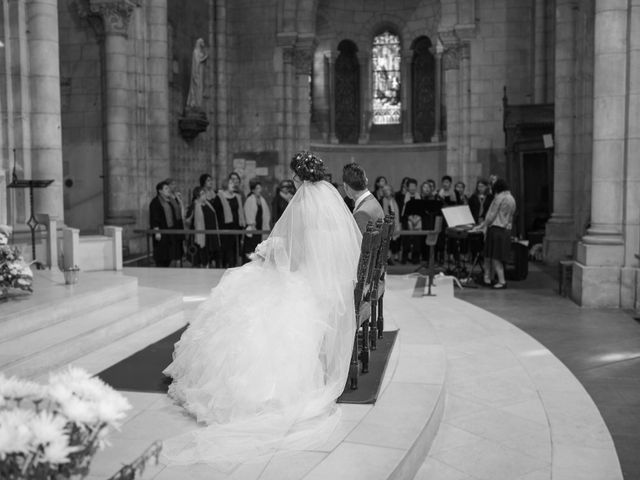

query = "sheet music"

[{"left": 442, "top": 205, "right": 475, "bottom": 227}]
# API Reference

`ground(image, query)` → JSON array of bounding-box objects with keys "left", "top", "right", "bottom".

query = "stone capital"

[
  {"left": 77, "top": 0, "right": 137, "bottom": 37},
  {"left": 443, "top": 46, "right": 460, "bottom": 70}
]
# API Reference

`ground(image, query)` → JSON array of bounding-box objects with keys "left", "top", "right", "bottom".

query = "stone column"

[
  {"left": 431, "top": 45, "right": 443, "bottom": 142},
  {"left": 442, "top": 44, "right": 460, "bottom": 177},
  {"left": 622, "top": 0, "right": 640, "bottom": 308},
  {"left": 147, "top": 0, "right": 170, "bottom": 188},
  {"left": 358, "top": 52, "right": 371, "bottom": 144},
  {"left": 573, "top": 0, "right": 627, "bottom": 307},
  {"left": 544, "top": 0, "right": 577, "bottom": 264},
  {"left": 533, "top": 0, "right": 548, "bottom": 103},
  {"left": 401, "top": 53, "right": 413, "bottom": 143},
  {"left": 325, "top": 54, "right": 338, "bottom": 144},
  {"left": 215, "top": 0, "right": 228, "bottom": 182},
  {"left": 27, "top": 0, "right": 64, "bottom": 221},
  {"left": 282, "top": 45, "right": 296, "bottom": 167},
  {"left": 292, "top": 42, "right": 313, "bottom": 151},
  {"left": 85, "top": 0, "right": 136, "bottom": 226},
  {"left": 459, "top": 42, "right": 471, "bottom": 186}
]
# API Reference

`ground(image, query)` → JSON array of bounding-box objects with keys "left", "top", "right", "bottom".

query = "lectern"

[{"left": 8, "top": 178, "right": 54, "bottom": 263}]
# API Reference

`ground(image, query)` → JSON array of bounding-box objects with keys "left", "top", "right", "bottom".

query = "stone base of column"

[
  {"left": 621, "top": 267, "right": 640, "bottom": 310},
  {"left": 403, "top": 133, "right": 413, "bottom": 144},
  {"left": 571, "top": 261, "right": 621, "bottom": 308},
  {"left": 571, "top": 241, "right": 625, "bottom": 308},
  {"left": 543, "top": 218, "right": 575, "bottom": 264}
]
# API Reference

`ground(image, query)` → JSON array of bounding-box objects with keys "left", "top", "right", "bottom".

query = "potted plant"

[{"left": 0, "top": 367, "right": 131, "bottom": 479}]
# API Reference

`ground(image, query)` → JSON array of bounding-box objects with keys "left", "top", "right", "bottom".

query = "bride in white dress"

[{"left": 162, "top": 151, "right": 362, "bottom": 465}]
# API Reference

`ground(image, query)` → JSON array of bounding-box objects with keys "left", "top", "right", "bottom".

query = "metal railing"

[{"left": 132, "top": 228, "right": 445, "bottom": 267}]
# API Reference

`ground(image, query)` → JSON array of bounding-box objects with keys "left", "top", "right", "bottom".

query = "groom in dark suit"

[{"left": 342, "top": 163, "right": 384, "bottom": 234}]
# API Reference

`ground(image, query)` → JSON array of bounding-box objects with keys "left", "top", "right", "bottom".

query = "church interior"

[{"left": 1, "top": 0, "right": 640, "bottom": 479}]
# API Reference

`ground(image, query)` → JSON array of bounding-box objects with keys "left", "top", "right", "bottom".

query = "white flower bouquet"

[
  {"left": 0, "top": 367, "right": 131, "bottom": 479},
  {"left": 0, "top": 225, "right": 33, "bottom": 295}
]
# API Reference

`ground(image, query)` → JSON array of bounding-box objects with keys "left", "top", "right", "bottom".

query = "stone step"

[
  {"left": 0, "top": 271, "right": 139, "bottom": 343},
  {"left": 0, "top": 287, "right": 183, "bottom": 379}
]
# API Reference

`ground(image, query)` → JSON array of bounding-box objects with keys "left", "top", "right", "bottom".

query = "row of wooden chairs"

[{"left": 349, "top": 213, "right": 396, "bottom": 390}]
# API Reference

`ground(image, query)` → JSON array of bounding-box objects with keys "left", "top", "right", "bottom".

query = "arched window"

[
  {"left": 372, "top": 31, "right": 401, "bottom": 125},
  {"left": 334, "top": 40, "right": 360, "bottom": 143},
  {"left": 411, "top": 36, "right": 436, "bottom": 142}
]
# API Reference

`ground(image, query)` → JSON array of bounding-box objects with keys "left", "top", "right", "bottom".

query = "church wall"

[
  {"left": 58, "top": 2, "right": 104, "bottom": 234},
  {"left": 468, "top": 0, "right": 536, "bottom": 181},
  {"left": 167, "top": 0, "right": 216, "bottom": 197}
]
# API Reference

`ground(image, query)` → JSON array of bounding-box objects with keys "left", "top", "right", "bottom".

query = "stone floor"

[{"left": 455, "top": 263, "right": 640, "bottom": 480}]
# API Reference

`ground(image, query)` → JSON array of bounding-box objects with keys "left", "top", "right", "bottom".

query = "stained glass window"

[{"left": 372, "top": 32, "right": 401, "bottom": 125}]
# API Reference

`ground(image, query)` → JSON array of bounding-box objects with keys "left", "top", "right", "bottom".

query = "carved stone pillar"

[
  {"left": 79, "top": 0, "right": 136, "bottom": 226},
  {"left": 325, "top": 54, "right": 338, "bottom": 144},
  {"left": 401, "top": 53, "right": 413, "bottom": 143},
  {"left": 431, "top": 45, "right": 443, "bottom": 142},
  {"left": 27, "top": 0, "right": 64, "bottom": 222},
  {"left": 358, "top": 52, "right": 371, "bottom": 144},
  {"left": 215, "top": 0, "right": 228, "bottom": 182},
  {"left": 442, "top": 43, "right": 460, "bottom": 177},
  {"left": 292, "top": 43, "right": 314, "bottom": 151},
  {"left": 544, "top": 0, "right": 577, "bottom": 264},
  {"left": 573, "top": 0, "right": 627, "bottom": 307},
  {"left": 459, "top": 43, "right": 471, "bottom": 186}
]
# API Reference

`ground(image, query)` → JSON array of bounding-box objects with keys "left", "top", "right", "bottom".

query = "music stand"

[{"left": 8, "top": 178, "right": 54, "bottom": 266}]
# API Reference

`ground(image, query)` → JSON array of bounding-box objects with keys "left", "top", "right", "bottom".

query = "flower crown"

[{"left": 291, "top": 151, "right": 326, "bottom": 182}]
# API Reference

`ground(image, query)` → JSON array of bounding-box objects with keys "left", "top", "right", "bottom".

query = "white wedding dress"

[{"left": 162, "top": 180, "right": 362, "bottom": 465}]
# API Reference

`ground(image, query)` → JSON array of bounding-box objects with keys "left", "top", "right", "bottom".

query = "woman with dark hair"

[
  {"left": 472, "top": 178, "right": 516, "bottom": 289},
  {"left": 164, "top": 151, "right": 362, "bottom": 466},
  {"left": 373, "top": 175, "right": 387, "bottom": 205},
  {"left": 199, "top": 173, "right": 216, "bottom": 201},
  {"left": 394, "top": 176, "right": 410, "bottom": 215},
  {"left": 468, "top": 178, "right": 494, "bottom": 223},
  {"left": 271, "top": 179, "right": 295, "bottom": 226},
  {"left": 243, "top": 179, "right": 271, "bottom": 263},
  {"left": 454, "top": 181, "right": 468, "bottom": 205}
]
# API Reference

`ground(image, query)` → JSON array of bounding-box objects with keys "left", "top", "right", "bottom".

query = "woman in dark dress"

[{"left": 213, "top": 176, "right": 246, "bottom": 268}]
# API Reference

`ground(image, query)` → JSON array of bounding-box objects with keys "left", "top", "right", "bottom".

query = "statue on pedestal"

[{"left": 179, "top": 38, "right": 210, "bottom": 141}]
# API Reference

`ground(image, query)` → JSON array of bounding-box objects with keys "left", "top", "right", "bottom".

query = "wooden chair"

[
  {"left": 370, "top": 213, "right": 395, "bottom": 349},
  {"left": 349, "top": 221, "right": 381, "bottom": 390}
]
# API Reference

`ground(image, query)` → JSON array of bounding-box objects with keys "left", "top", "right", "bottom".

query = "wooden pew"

[
  {"left": 349, "top": 221, "right": 381, "bottom": 390},
  {"left": 370, "top": 213, "right": 395, "bottom": 349}
]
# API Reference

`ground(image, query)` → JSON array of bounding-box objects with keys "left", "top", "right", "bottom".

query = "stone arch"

[{"left": 360, "top": 13, "right": 409, "bottom": 53}]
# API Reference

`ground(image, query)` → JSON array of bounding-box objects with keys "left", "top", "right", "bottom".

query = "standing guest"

[
  {"left": 166, "top": 178, "right": 185, "bottom": 264},
  {"left": 395, "top": 177, "right": 410, "bottom": 215},
  {"left": 243, "top": 179, "right": 271, "bottom": 263},
  {"left": 472, "top": 178, "right": 516, "bottom": 289},
  {"left": 373, "top": 176, "right": 387, "bottom": 205},
  {"left": 381, "top": 184, "right": 401, "bottom": 263},
  {"left": 342, "top": 162, "right": 384, "bottom": 234},
  {"left": 468, "top": 178, "right": 494, "bottom": 224},
  {"left": 400, "top": 179, "right": 422, "bottom": 264},
  {"left": 213, "top": 175, "right": 246, "bottom": 267},
  {"left": 185, "top": 187, "right": 214, "bottom": 267},
  {"left": 426, "top": 178, "right": 437, "bottom": 193},
  {"left": 437, "top": 175, "right": 457, "bottom": 206},
  {"left": 200, "top": 186, "right": 222, "bottom": 267},
  {"left": 149, "top": 181, "right": 179, "bottom": 267},
  {"left": 229, "top": 171, "right": 244, "bottom": 199},
  {"left": 454, "top": 181, "right": 468, "bottom": 205},
  {"left": 271, "top": 179, "right": 295, "bottom": 226},
  {"left": 199, "top": 173, "right": 216, "bottom": 201}
]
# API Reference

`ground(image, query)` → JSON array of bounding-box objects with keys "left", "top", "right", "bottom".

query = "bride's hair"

[{"left": 290, "top": 151, "right": 326, "bottom": 182}]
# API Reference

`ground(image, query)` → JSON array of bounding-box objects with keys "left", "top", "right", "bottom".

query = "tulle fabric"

[{"left": 162, "top": 180, "right": 362, "bottom": 465}]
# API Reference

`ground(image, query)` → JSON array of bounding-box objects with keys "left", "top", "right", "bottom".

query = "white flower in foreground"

[
  {"left": 0, "top": 409, "right": 35, "bottom": 455},
  {"left": 0, "top": 373, "right": 44, "bottom": 400},
  {"left": 30, "top": 410, "right": 68, "bottom": 446},
  {"left": 41, "top": 436, "right": 76, "bottom": 464},
  {"left": 59, "top": 396, "right": 98, "bottom": 425},
  {"left": 94, "top": 389, "right": 131, "bottom": 427},
  {"left": 0, "top": 233, "right": 7, "bottom": 246},
  {"left": 48, "top": 382, "right": 74, "bottom": 406}
]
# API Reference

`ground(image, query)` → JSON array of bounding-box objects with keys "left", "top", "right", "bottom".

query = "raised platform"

[{"left": 0, "top": 268, "right": 623, "bottom": 479}]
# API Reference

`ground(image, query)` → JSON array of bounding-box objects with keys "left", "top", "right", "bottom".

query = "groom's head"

[{"left": 342, "top": 163, "right": 368, "bottom": 200}]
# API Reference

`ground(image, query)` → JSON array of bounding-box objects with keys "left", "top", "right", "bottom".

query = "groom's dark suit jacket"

[{"left": 353, "top": 193, "right": 385, "bottom": 234}]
